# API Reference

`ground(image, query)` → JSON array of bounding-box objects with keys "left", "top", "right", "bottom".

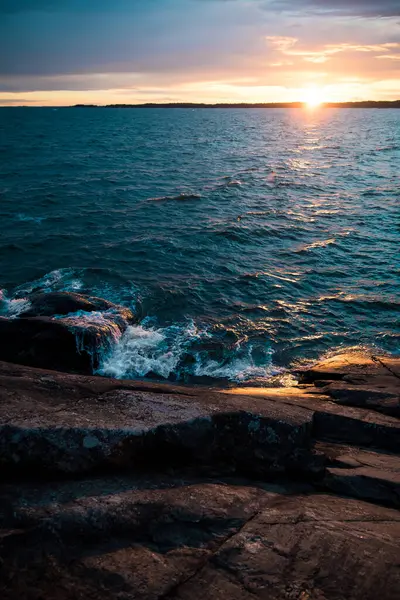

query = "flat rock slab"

[
  {"left": 315, "top": 441, "right": 400, "bottom": 507},
  {"left": 319, "top": 382, "right": 400, "bottom": 418},
  {"left": 299, "top": 352, "right": 400, "bottom": 383},
  {"left": 1, "top": 478, "right": 399, "bottom": 600},
  {"left": 0, "top": 476, "right": 276, "bottom": 600},
  {"left": 0, "top": 361, "right": 314, "bottom": 477},
  {"left": 172, "top": 493, "right": 400, "bottom": 600}
]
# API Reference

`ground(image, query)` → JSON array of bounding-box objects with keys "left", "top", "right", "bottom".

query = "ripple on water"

[{"left": 0, "top": 107, "right": 399, "bottom": 382}]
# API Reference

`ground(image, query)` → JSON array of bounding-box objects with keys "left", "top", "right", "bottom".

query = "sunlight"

[{"left": 302, "top": 86, "right": 325, "bottom": 108}]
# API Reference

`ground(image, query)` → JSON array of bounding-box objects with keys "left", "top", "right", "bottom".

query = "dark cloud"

[
  {"left": 0, "top": 0, "right": 149, "bottom": 13},
  {"left": 0, "top": 0, "right": 263, "bottom": 81},
  {"left": 2, "top": 0, "right": 400, "bottom": 17},
  {"left": 1, "top": 1, "right": 76, "bottom": 12},
  {"left": 270, "top": 0, "right": 400, "bottom": 17},
  {"left": 0, "top": 98, "right": 37, "bottom": 103},
  {"left": 0, "top": 0, "right": 399, "bottom": 97}
]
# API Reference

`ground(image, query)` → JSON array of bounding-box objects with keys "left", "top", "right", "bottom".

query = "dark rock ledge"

[
  {"left": 0, "top": 292, "right": 135, "bottom": 374},
  {"left": 0, "top": 352, "right": 399, "bottom": 599}
]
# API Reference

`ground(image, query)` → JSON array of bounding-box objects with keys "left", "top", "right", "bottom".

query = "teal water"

[{"left": 0, "top": 107, "right": 399, "bottom": 383}]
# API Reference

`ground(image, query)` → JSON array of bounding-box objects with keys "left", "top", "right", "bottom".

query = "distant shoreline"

[
  {"left": 75, "top": 101, "right": 400, "bottom": 109},
  {"left": 1, "top": 101, "right": 400, "bottom": 109}
]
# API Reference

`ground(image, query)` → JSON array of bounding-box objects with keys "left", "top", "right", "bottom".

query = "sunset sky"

[{"left": 1, "top": 0, "right": 400, "bottom": 106}]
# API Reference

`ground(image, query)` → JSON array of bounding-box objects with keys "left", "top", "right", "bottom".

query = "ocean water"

[{"left": 0, "top": 107, "right": 399, "bottom": 384}]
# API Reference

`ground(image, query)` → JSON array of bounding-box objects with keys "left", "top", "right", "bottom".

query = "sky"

[{"left": 0, "top": 0, "right": 399, "bottom": 105}]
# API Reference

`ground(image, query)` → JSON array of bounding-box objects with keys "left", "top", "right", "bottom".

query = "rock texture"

[{"left": 0, "top": 352, "right": 399, "bottom": 599}]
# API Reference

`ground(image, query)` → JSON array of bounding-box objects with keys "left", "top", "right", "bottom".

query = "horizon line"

[{"left": 1, "top": 100, "right": 400, "bottom": 109}]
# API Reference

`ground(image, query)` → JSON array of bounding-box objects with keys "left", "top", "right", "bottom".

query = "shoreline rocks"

[
  {"left": 0, "top": 352, "right": 399, "bottom": 598},
  {"left": 0, "top": 292, "right": 135, "bottom": 374}
]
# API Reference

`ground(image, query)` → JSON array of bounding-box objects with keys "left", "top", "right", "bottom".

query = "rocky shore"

[
  {"left": 0, "top": 357, "right": 399, "bottom": 599},
  {"left": 0, "top": 293, "right": 399, "bottom": 599}
]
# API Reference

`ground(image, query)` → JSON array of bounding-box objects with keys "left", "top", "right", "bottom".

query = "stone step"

[
  {"left": 224, "top": 386, "right": 400, "bottom": 453},
  {"left": 315, "top": 441, "right": 400, "bottom": 508}
]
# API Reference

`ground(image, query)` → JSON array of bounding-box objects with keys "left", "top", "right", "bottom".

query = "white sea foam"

[
  {"left": 14, "top": 268, "right": 84, "bottom": 296},
  {"left": 99, "top": 320, "right": 278, "bottom": 382},
  {"left": 98, "top": 322, "right": 203, "bottom": 379},
  {"left": 192, "top": 354, "right": 278, "bottom": 382},
  {"left": 0, "top": 290, "right": 31, "bottom": 318}
]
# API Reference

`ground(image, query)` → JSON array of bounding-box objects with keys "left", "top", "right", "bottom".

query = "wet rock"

[
  {"left": 0, "top": 316, "right": 93, "bottom": 373},
  {"left": 0, "top": 292, "right": 135, "bottom": 374},
  {"left": 18, "top": 291, "right": 134, "bottom": 322},
  {"left": 0, "top": 313, "right": 126, "bottom": 374}
]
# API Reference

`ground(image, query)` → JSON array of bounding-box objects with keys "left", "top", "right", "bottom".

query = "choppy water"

[{"left": 0, "top": 107, "right": 399, "bottom": 383}]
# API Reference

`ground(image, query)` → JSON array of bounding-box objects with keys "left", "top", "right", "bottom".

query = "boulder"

[
  {"left": 0, "top": 313, "right": 125, "bottom": 374},
  {"left": 0, "top": 292, "right": 135, "bottom": 374},
  {"left": 18, "top": 291, "right": 133, "bottom": 321}
]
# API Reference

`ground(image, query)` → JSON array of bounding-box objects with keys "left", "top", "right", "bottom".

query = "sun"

[{"left": 302, "top": 87, "right": 325, "bottom": 108}]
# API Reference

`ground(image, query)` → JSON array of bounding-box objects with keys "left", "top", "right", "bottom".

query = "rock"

[
  {"left": 321, "top": 382, "right": 400, "bottom": 418},
  {"left": 0, "top": 353, "right": 399, "bottom": 599},
  {"left": 0, "top": 316, "right": 93, "bottom": 373},
  {"left": 0, "top": 313, "right": 126, "bottom": 374},
  {"left": 224, "top": 381, "right": 400, "bottom": 453},
  {"left": 0, "top": 477, "right": 399, "bottom": 600},
  {"left": 171, "top": 493, "right": 400, "bottom": 600},
  {"left": 299, "top": 352, "right": 400, "bottom": 383},
  {"left": 18, "top": 291, "right": 133, "bottom": 321},
  {"left": 0, "top": 362, "right": 316, "bottom": 477},
  {"left": 315, "top": 441, "right": 400, "bottom": 507},
  {"left": 324, "top": 465, "right": 400, "bottom": 508},
  {"left": 0, "top": 293, "right": 135, "bottom": 374}
]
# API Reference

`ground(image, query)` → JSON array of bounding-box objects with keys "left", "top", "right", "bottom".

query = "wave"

[
  {"left": 12, "top": 267, "right": 140, "bottom": 309},
  {"left": 296, "top": 238, "right": 336, "bottom": 253},
  {"left": 16, "top": 213, "right": 45, "bottom": 224},
  {"left": 148, "top": 192, "right": 202, "bottom": 202},
  {"left": 60, "top": 309, "right": 126, "bottom": 364},
  {"left": 0, "top": 290, "right": 31, "bottom": 318},
  {"left": 98, "top": 319, "right": 279, "bottom": 383}
]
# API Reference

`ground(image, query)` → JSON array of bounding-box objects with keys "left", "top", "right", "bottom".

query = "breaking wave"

[
  {"left": 0, "top": 290, "right": 31, "bottom": 318},
  {"left": 98, "top": 319, "right": 280, "bottom": 383}
]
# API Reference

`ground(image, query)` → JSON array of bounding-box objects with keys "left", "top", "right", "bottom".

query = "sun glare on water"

[{"left": 302, "top": 87, "right": 325, "bottom": 108}]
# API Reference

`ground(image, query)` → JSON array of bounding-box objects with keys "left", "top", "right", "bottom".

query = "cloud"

[
  {"left": 1, "top": 0, "right": 399, "bottom": 102},
  {"left": 267, "top": 36, "right": 400, "bottom": 64},
  {"left": 270, "top": 0, "right": 400, "bottom": 18},
  {"left": 0, "top": 1, "right": 83, "bottom": 13},
  {"left": 3, "top": 0, "right": 400, "bottom": 18},
  {"left": 0, "top": 0, "right": 138, "bottom": 13}
]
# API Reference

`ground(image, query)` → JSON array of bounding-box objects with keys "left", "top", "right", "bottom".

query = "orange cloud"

[{"left": 266, "top": 36, "right": 400, "bottom": 64}]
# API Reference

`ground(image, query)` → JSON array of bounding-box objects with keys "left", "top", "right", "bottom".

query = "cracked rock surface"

[{"left": 0, "top": 352, "right": 399, "bottom": 599}]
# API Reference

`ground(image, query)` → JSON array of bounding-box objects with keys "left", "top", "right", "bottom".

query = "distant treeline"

[{"left": 73, "top": 101, "right": 400, "bottom": 109}]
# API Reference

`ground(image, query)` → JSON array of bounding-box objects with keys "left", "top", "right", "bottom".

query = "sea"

[{"left": 0, "top": 107, "right": 399, "bottom": 385}]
